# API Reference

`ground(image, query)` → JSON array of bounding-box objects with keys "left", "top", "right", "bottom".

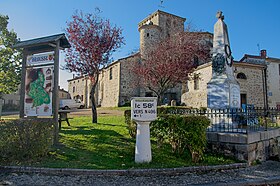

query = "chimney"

[{"left": 260, "top": 49, "right": 267, "bottom": 58}]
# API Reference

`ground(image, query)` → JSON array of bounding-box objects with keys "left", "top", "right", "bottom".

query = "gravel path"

[{"left": 1, "top": 161, "right": 280, "bottom": 186}]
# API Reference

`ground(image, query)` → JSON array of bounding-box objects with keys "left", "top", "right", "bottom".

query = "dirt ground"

[
  {"left": 1, "top": 108, "right": 125, "bottom": 118},
  {"left": 69, "top": 108, "right": 124, "bottom": 117}
]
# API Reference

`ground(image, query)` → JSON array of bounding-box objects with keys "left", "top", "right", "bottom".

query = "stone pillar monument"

[{"left": 207, "top": 11, "right": 240, "bottom": 109}]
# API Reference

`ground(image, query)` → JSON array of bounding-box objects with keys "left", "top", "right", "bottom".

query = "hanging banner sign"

[
  {"left": 24, "top": 66, "right": 53, "bottom": 116},
  {"left": 27, "top": 52, "right": 54, "bottom": 66}
]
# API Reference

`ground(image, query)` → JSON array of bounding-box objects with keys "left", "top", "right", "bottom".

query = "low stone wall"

[{"left": 207, "top": 128, "right": 280, "bottom": 164}]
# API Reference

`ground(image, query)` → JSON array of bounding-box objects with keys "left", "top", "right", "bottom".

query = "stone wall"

[
  {"left": 207, "top": 129, "right": 280, "bottom": 164},
  {"left": 58, "top": 89, "right": 70, "bottom": 99},
  {"left": 181, "top": 62, "right": 265, "bottom": 108},
  {"left": 119, "top": 54, "right": 141, "bottom": 106},
  {"left": 98, "top": 62, "right": 120, "bottom": 107},
  {"left": 181, "top": 63, "right": 212, "bottom": 108},
  {"left": 139, "top": 25, "right": 161, "bottom": 59},
  {"left": 139, "top": 10, "right": 185, "bottom": 59},
  {"left": 138, "top": 10, "right": 185, "bottom": 38},
  {"left": 266, "top": 59, "right": 280, "bottom": 108},
  {"left": 68, "top": 76, "right": 89, "bottom": 106},
  {"left": 235, "top": 63, "right": 265, "bottom": 107}
]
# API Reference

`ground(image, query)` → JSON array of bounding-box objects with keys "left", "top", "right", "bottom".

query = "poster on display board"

[{"left": 24, "top": 66, "right": 53, "bottom": 116}]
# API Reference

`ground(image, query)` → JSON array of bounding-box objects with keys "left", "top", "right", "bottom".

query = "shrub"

[
  {"left": 124, "top": 107, "right": 210, "bottom": 162},
  {"left": 151, "top": 115, "right": 210, "bottom": 163},
  {"left": 124, "top": 106, "right": 196, "bottom": 138},
  {"left": 124, "top": 110, "right": 137, "bottom": 138},
  {"left": 0, "top": 118, "right": 54, "bottom": 163}
]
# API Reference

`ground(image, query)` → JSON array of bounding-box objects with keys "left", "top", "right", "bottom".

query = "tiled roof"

[{"left": 13, "top": 33, "right": 70, "bottom": 49}]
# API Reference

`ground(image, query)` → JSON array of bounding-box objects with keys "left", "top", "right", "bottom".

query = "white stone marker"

[
  {"left": 207, "top": 11, "right": 240, "bottom": 109},
  {"left": 131, "top": 97, "right": 157, "bottom": 163}
]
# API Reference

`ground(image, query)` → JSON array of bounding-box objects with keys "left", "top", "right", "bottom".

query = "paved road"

[{"left": 1, "top": 161, "right": 280, "bottom": 185}]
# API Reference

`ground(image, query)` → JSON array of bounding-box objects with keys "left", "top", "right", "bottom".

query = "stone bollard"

[{"left": 135, "top": 121, "right": 152, "bottom": 163}]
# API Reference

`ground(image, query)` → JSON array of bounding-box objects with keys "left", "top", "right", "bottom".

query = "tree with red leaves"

[
  {"left": 134, "top": 32, "right": 211, "bottom": 105},
  {"left": 65, "top": 11, "right": 124, "bottom": 123}
]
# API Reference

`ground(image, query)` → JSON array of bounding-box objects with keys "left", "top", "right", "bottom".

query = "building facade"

[
  {"left": 182, "top": 50, "right": 280, "bottom": 108},
  {"left": 68, "top": 10, "right": 189, "bottom": 107},
  {"left": 67, "top": 10, "right": 280, "bottom": 109},
  {"left": 58, "top": 87, "right": 71, "bottom": 99}
]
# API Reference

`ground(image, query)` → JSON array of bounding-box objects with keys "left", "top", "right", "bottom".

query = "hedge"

[
  {"left": 124, "top": 107, "right": 210, "bottom": 162},
  {"left": 0, "top": 118, "right": 54, "bottom": 163}
]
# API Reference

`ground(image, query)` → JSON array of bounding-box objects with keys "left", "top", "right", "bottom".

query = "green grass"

[{"left": 27, "top": 115, "right": 237, "bottom": 170}]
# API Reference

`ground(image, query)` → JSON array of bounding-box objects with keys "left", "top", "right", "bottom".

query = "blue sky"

[{"left": 1, "top": 0, "right": 279, "bottom": 90}]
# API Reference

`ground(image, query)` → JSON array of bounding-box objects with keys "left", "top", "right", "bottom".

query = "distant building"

[
  {"left": 2, "top": 90, "right": 20, "bottom": 107},
  {"left": 58, "top": 87, "right": 71, "bottom": 99}
]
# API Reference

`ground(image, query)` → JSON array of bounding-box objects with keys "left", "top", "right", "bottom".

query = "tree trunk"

[
  {"left": 90, "top": 85, "right": 97, "bottom": 123},
  {"left": 159, "top": 92, "right": 165, "bottom": 106}
]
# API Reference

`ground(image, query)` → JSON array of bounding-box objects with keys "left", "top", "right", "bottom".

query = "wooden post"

[
  {"left": 19, "top": 50, "right": 27, "bottom": 118},
  {"left": 53, "top": 41, "right": 60, "bottom": 144}
]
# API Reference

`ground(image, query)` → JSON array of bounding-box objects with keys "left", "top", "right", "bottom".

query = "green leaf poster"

[{"left": 24, "top": 66, "right": 53, "bottom": 116}]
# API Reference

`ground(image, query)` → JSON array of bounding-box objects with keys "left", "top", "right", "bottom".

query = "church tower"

[{"left": 138, "top": 10, "right": 186, "bottom": 59}]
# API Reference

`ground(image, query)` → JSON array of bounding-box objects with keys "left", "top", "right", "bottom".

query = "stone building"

[
  {"left": 182, "top": 49, "right": 280, "bottom": 108},
  {"left": 68, "top": 10, "right": 190, "bottom": 107},
  {"left": 67, "top": 10, "right": 280, "bottom": 108},
  {"left": 68, "top": 76, "right": 91, "bottom": 108},
  {"left": 97, "top": 53, "right": 141, "bottom": 107},
  {"left": 68, "top": 53, "right": 141, "bottom": 107},
  {"left": 58, "top": 87, "right": 71, "bottom": 99},
  {"left": 239, "top": 50, "right": 280, "bottom": 108}
]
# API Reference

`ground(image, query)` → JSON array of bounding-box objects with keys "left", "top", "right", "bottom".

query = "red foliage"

[
  {"left": 65, "top": 11, "right": 124, "bottom": 84},
  {"left": 133, "top": 32, "right": 211, "bottom": 103},
  {"left": 65, "top": 10, "right": 124, "bottom": 123}
]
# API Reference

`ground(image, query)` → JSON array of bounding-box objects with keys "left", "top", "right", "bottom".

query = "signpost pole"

[
  {"left": 19, "top": 50, "right": 27, "bottom": 118},
  {"left": 53, "top": 41, "right": 60, "bottom": 144}
]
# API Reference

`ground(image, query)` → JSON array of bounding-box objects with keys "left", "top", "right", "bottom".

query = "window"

[
  {"left": 194, "top": 75, "right": 199, "bottom": 90},
  {"left": 8, "top": 100, "right": 13, "bottom": 104},
  {"left": 109, "top": 68, "right": 113, "bottom": 80},
  {"left": 237, "top": 73, "right": 247, "bottom": 80},
  {"left": 146, "top": 33, "right": 149, "bottom": 37},
  {"left": 73, "top": 86, "right": 75, "bottom": 93},
  {"left": 186, "top": 81, "right": 189, "bottom": 92}
]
